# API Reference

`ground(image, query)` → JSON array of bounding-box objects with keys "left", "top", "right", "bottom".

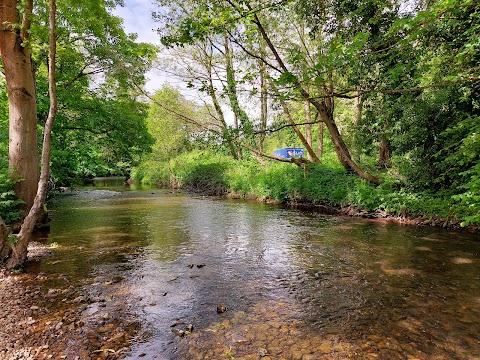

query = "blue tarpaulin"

[{"left": 273, "top": 148, "right": 304, "bottom": 159}]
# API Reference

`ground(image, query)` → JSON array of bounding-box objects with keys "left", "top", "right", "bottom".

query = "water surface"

[{"left": 33, "top": 183, "right": 480, "bottom": 359}]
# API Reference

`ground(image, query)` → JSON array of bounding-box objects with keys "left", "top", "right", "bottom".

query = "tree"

[
  {"left": 0, "top": 0, "right": 156, "bottom": 269},
  {"left": 1, "top": 0, "right": 57, "bottom": 270},
  {"left": 0, "top": 0, "right": 39, "bottom": 212},
  {"left": 154, "top": 0, "right": 381, "bottom": 182},
  {"left": 0, "top": 77, "right": 8, "bottom": 168},
  {"left": 32, "top": 0, "right": 156, "bottom": 184},
  {"left": 147, "top": 85, "right": 200, "bottom": 161}
]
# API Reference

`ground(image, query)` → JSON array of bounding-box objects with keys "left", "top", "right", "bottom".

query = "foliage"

[
  {"left": 48, "top": 93, "right": 154, "bottom": 185},
  {"left": 1, "top": 0, "right": 477, "bottom": 228},
  {"left": 0, "top": 0, "right": 157, "bottom": 186},
  {"left": 146, "top": 85, "right": 210, "bottom": 161},
  {"left": 0, "top": 170, "right": 23, "bottom": 224}
]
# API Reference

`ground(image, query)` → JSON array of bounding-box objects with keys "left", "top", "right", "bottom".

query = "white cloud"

[
  {"left": 112, "top": 0, "right": 159, "bottom": 45},
  {"left": 112, "top": 0, "right": 167, "bottom": 92}
]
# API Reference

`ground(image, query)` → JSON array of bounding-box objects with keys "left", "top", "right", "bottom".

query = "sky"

[
  {"left": 111, "top": 0, "right": 165, "bottom": 92},
  {"left": 111, "top": 0, "right": 235, "bottom": 120},
  {"left": 112, "top": 0, "right": 159, "bottom": 44}
]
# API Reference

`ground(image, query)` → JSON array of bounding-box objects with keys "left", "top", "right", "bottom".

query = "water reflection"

[{"left": 32, "top": 183, "right": 480, "bottom": 359}]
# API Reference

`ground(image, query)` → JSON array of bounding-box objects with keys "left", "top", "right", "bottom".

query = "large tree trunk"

[
  {"left": 1, "top": 0, "right": 57, "bottom": 270},
  {"left": 316, "top": 103, "right": 380, "bottom": 184},
  {"left": 0, "top": 217, "right": 10, "bottom": 262},
  {"left": 0, "top": 0, "right": 39, "bottom": 213}
]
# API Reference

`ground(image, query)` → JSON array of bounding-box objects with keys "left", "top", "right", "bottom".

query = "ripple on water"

[{"left": 36, "top": 189, "right": 480, "bottom": 359}]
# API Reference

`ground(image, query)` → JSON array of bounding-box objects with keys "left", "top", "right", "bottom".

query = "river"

[{"left": 29, "top": 179, "right": 480, "bottom": 359}]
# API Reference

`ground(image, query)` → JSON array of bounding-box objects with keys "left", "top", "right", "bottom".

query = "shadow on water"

[{"left": 27, "top": 177, "right": 480, "bottom": 359}]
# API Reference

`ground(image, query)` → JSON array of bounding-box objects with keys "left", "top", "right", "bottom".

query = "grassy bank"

[{"left": 133, "top": 151, "right": 479, "bottom": 228}]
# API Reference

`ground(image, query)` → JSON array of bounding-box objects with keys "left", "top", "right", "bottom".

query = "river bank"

[
  {"left": 222, "top": 192, "right": 477, "bottom": 232},
  {"left": 132, "top": 151, "right": 480, "bottom": 232}
]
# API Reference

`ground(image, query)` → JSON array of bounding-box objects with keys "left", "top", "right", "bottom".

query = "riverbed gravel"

[{"left": 0, "top": 243, "right": 135, "bottom": 360}]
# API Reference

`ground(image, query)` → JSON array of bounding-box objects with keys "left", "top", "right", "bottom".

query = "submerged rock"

[
  {"left": 172, "top": 329, "right": 185, "bottom": 337},
  {"left": 216, "top": 305, "right": 227, "bottom": 314}
]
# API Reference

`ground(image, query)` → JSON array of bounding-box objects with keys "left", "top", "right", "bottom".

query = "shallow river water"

[{"left": 30, "top": 180, "right": 480, "bottom": 359}]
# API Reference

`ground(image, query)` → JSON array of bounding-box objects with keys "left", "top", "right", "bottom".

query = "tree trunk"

[
  {"left": 203, "top": 42, "right": 238, "bottom": 159},
  {"left": 304, "top": 101, "right": 313, "bottom": 161},
  {"left": 378, "top": 136, "right": 391, "bottom": 168},
  {"left": 1, "top": 0, "right": 57, "bottom": 270},
  {"left": 258, "top": 37, "right": 268, "bottom": 153},
  {"left": 317, "top": 119, "right": 324, "bottom": 157},
  {"left": 0, "top": 217, "right": 10, "bottom": 262},
  {"left": 0, "top": 0, "right": 39, "bottom": 213},
  {"left": 258, "top": 60, "right": 268, "bottom": 153},
  {"left": 316, "top": 104, "right": 381, "bottom": 184},
  {"left": 224, "top": 35, "right": 246, "bottom": 159},
  {"left": 352, "top": 91, "right": 363, "bottom": 162},
  {"left": 251, "top": 12, "right": 380, "bottom": 184}
]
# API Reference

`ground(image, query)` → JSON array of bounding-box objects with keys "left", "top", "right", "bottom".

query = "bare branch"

[
  {"left": 253, "top": 119, "right": 322, "bottom": 135},
  {"left": 224, "top": 28, "right": 282, "bottom": 73}
]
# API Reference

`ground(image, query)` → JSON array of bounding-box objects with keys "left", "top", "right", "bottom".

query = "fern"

[{"left": 0, "top": 170, "right": 23, "bottom": 223}]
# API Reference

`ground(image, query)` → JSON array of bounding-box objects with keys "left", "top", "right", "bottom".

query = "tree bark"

[
  {"left": 352, "top": 91, "right": 362, "bottom": 162},
  {"left": 202, "top": 41, "right": 238, "bottom": 159},
  {"left": 1, "top": 0, "right": 57, "bottom": 270},
  {"left": 0, "top": 217, "right": 10, "bottom": 263},
  {"left": 224, "top": 34, "right": 245, "bottom": 160},
  {"left": 378, "top": 136, "right": 391, "bottom": 168},
  {"left": 315, "top": 101, "right": 380, "bottom": 184},
  {"left": 0, "top": 0, "right": 39, "bottom": 213}
]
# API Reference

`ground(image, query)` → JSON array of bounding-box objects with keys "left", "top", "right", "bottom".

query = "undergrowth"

[{"left": 0, "top": 170, "right": 23, "bottom": 224}]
